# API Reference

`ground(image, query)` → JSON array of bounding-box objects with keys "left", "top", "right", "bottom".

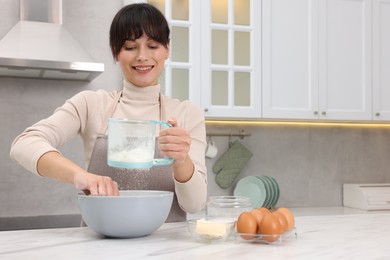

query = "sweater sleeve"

[
  {"left": 171, "top": 100, "right": 208, "bottom": 214},
  {"left": 9, "top": 90, "right": 98, "bottom": 175}
]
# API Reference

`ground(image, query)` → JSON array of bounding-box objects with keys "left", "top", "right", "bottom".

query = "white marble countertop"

[{"left": 1, "top": 207, "right": 390, "bottom": 259}]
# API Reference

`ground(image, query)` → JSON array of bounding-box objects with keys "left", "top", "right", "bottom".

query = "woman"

[{"left": 9, "top": 3, "right": 207, "bottom": 222}]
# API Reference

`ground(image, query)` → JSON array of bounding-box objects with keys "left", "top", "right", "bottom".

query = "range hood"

[{"left": 0, "top": 0, "right": 104, "bottom": 81}]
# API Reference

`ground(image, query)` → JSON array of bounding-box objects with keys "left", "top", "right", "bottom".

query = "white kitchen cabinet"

[
  {"left": 318, "top": 0, "right": 372, "bottom": 121},
  {"left": 262, "top": 0, "right": 373, "bottom": 121},
  {"left": 200, "top": 0, "right": 261, "bottom": 118},
  {"left": 373, "top": 0, "right": 390, "bottom": 121},
  {"left": 262, "top": 0, "right": 319, "bottom": 119},
  {"left": 149, "top": 0, "right": 261, "bottom": 119},
  {"left": 147, "top": 0, "right": 202, "bottom": 106}
]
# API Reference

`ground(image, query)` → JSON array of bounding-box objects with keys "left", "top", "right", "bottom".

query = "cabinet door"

[
  {"left": 201, "top": 0, "right": 261, "bottom": 118},
  {"left": 318, "top": 0, "right": 372, "bottom": 120},
  {"left": 373, "top": 0, "right": 390, "bottom": 121},
  {"left": 149, "top": 0, "right": 202, "bottom": 105},
  {"left": 262, "top": 0, "right": 319, "bottom": 119}
]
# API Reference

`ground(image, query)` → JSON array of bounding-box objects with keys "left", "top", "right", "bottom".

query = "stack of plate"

[{"left": 233, "top": 175, "right": 280, "bottom": 209}]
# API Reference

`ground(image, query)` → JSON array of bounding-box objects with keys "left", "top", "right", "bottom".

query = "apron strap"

[
  {"left": 159, "top": 93, "right": 166, "bottom": 122},
  {"left": 99, "top": 90, "right": 123, "bottom": 134}
]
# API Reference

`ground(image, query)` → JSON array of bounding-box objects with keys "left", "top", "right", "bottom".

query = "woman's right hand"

[
  {"left": 74, "top": 171, "right": 119, "bottom": 196},
  {"left": 37, "top": 151, "right": 119, "bottom": 196}
]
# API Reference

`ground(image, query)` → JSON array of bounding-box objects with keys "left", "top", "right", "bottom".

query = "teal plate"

[
  {"left": 234, "top": 176, "right": 266, "bottom": 208},
  {"left": 262, "top": 175, "right": 277, "bottom": 208},
  {"left": 265, "top": 175, "right": 280, "bottom": 207},
  {"left": 256, "top": 176, "right": 272, "bottom": 208}
]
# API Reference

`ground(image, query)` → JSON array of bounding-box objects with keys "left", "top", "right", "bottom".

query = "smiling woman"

[
  {"left": 110, "top": 3, "right": 170, "bottom": 87},
  {"left": 9, "top": 3, "right": 207, "bottom": 224},
  {"left": 117, "top": 34, "right": 169, "bottom": 87}
]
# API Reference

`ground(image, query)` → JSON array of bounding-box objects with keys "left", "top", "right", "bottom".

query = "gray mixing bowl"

[{"left": 78, "top": 190, "right": 173, "bottom": 238}]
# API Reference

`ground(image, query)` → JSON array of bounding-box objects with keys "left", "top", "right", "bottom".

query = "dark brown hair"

[{"left": 109, "top": 3, "right": 170, "bottom": 60}]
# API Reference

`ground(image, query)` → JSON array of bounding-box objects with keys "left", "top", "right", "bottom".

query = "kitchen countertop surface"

[{"left": 1, "top": 207, "right": 390, "bottom": 259}]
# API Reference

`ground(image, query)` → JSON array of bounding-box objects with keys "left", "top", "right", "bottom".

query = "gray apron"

[{"left": 86, "top": 90, "right": 186, "bottom": 222}]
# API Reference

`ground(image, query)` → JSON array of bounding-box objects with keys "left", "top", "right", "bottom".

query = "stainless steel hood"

[{"left": 0, "top": 0, "right": 104, "bottom": 81}]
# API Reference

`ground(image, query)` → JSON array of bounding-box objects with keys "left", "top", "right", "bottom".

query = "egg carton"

[{"left": 234, "top": 227, "right": 297, "bottom": 244}]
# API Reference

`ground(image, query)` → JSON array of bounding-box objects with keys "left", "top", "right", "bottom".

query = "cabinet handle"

[
  {"left": 375, "top": 112, "right": 380, "bottom": 117},
  {"left": 313, "top": 111, "right": 318, "bottom": 115},
  {"left": 321, "top": 111, "right": 326, "bottom": 115},
  {"left": 204, "top": 108, "right": 209, "bottom": 112}
]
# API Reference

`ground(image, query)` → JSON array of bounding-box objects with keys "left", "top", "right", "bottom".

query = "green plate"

[
  {"left": 234, "top": 176, "right": 266, "bottom": 208},
  {"left": 253, "top": 176, "right": 270, "bottom": 208},
  {"left": 264, "top": 175, "right": 280, "bottom": 207},
  {"left": 257, "top": 176, "right": 273, "bottom": 208}
]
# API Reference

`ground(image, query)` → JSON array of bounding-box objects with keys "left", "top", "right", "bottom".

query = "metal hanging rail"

[{"left": 206, "top": 130, "right": 251, "bottom": 139}]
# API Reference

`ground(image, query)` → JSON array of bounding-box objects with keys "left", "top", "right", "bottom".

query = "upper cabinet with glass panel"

[
  {"left": 203, "top": 0, "right": 261, "bottom": 118},
  {"left": 145, "top": 0, "right": 261, "bottom": 119},
  {"left": 147, "top": 0, "right": 201, "bottom": 105}
]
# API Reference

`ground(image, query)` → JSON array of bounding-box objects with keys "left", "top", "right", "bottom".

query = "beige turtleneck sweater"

[{"left": 10, "top": 80, "right": 207, "bottom": 213}]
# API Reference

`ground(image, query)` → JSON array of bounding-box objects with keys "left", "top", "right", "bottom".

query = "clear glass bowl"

[
  {"left": 187, "top": 218, "right": 236, "bottom": 243},
  {"left": 206, "top": 196, "right": 252, "bottom": 220}
]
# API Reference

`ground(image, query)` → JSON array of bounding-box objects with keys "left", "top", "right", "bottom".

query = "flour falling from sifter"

[{"left": 113, "top": 167, "right": 152, "bottom": 190}]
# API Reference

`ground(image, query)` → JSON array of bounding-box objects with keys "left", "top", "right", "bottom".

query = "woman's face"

[{"left": 117, "top": 33, "right": 169, "bottom": 87}]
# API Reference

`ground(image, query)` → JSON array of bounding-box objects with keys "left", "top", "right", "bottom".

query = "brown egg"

[
  {"left": 258, "top": 213, "right": 282, "bottom": 242},
  {"left": 236, "top": 212, "right": 257, "bottom": 240},
  {"left": 272, "top": 211, "right": 289, "bottom": 233},
  {"left": 277, "top": 207, "right": 295, "bottom": 230},
  {"left": 258, "top": 207, "right": 270, "bottom": 215},
  {"left": 250, "top": 209, "right": 265, "bottom": 233}
]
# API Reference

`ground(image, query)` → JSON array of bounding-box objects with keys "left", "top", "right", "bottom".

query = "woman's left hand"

[
  {"left": 159, "top": 118, "right": 195, "bottom": 183},
  {"left": 158, "top": 118, "right": 191, "bottom": 164}
]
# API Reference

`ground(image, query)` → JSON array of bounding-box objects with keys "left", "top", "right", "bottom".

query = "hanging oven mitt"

[{"left": 212, "top": 140, "right": 253, "bottom": 189}]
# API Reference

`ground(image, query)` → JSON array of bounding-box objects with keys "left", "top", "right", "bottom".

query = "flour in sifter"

[{"left": 109, "top": 148, "right": 153, "bottom": 163}]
